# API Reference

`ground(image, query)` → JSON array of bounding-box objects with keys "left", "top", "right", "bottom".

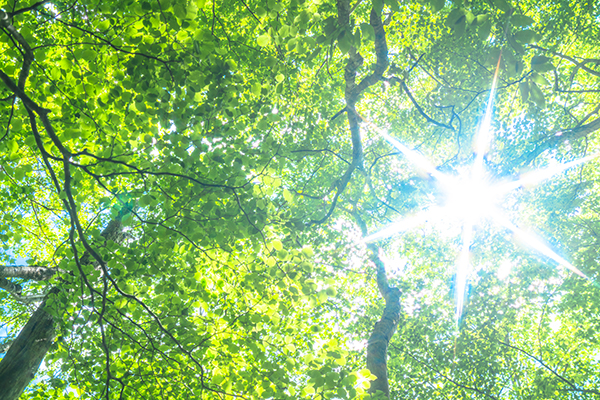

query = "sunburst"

[{"left": 365, "top": 65, "right": 595, "bottom": 323}]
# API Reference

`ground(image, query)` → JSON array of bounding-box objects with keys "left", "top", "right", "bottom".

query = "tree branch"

[
  {"left": 0, "top": 277, "right": 22, "bottom": 295},
  {"left": 0, "top": 265, "right": 58, "bottom": 281},
  {"left": 312, "top": 0, "right": 389, "bottom": 224},
  {"left": 498, "top": 340, "right": 600, "bottom": 396},
  {"left": 513, "top": 117, "right": 600, "bottom": 166},
  {"left": 354, "top": 211, "right": 401, "bottom": 398},
  {"left": 530, "top": 44, "right": 600, "bottom": 79},
  {"left": 388, "top": 76, "right": 455, "bottom": 130}
]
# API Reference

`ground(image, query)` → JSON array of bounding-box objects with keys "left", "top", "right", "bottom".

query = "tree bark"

[
  {"left": 366, "top": 245, "right": 401, "bottom": 398},
  {"left": 0, "top": 289, "right": 58, "bottom": 399},
  {"left": 0, "top": 218, "right": 124, "bottom": 400},
  {"left": 354, "top": 212, "right": 402, "bottom": 399}
]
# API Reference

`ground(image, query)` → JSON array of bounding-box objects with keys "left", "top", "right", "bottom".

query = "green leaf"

[
  {"left": 491, "top": 0, "right": 512, "bottom": 12},
  {"left": 529, "top": 81, "right": 546, "bottom": 107},
  {"left": 477, "top": 18, "right": 492, "bottom": 41},
  {"left": 10, "top": 118, "right": 23, "bottom": 131},
  {"left": 338, "top": 30, "right": 352, "bottom": 54},
  {"left": 511, "top": 14, "right": 535, "bottom": 27},
  {"left": 251, "top": 82, "right": 262, "bottom": 96},
  {"left": 429, "top": 0, "right": 445, "bottom": 12},
  {"left": 445, "top": 9, "right": 465, "bottom": 28},
  {"left": 82, "top": 49, "right": 97, "bottom": 61},
  {"left": 531, "top": 72, "right": 550, "bottom": 86},
  {"left": 272, "top": 239, "right": 283, "bottom": 251},
  {"left": 514, "top": 29, "right": 537, "bottom": 44},
  {"left": 257, "top": 34, "right": 270, "bottom": 47},
  {"left": 360, "top": 23, "right": 375, "bottom": 42},
  {"left": 531, "top": 56, "right": 554, "bottom": 72},
  {"left": 531, "top": 55, "right": 551, "bottom": 66},
  {"left": 519, "top": 81, "right": 529, "bottom": 102}
]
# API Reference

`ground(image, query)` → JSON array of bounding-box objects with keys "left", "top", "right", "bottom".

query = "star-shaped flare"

[{"left": 365, "top": 66, "right": 596, "bottom": 323}]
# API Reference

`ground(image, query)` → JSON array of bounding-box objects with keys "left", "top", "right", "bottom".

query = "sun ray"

[
  {"left": 494, "top": 214, "right": 589, "bottom": 279},
  {"left": 380, "top": 131, "right": 450, "bottom": 183},
  {"left": 455, "top": 220, "right": 474, "bottom": 324},
  {"left": 497, "top": 154, "right": 600, "bottom": 194},
  {"left": 472, "top": 56, "right": 502, "bottom": 179},
  {"left": 364, "top": 207, "right": 445, "bottom": 243},
  {"left": 363, "top": 55, "right": 595, "bottom": 324}
]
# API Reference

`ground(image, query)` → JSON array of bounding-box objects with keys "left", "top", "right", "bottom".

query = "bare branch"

[
  {"left": 8, "top": 0, "right": 51, "bottom": 17},
  {"left": 499, "top": 341, "right": 600, "bottom": 396},
  {"left": 10, "top": 293, "right": 47, "bottom": 304},
  {"left": 513, "top": 117, "right": 600, "bottom": 166},
  {"left": 530, "top": 44, "right": 600, "bottom": 79},
  {"left": 312, "top": 0, "right": 389, "bottom": 224},
  {"left": 388, "top": 77, "right": 455, "bottom": 130}
]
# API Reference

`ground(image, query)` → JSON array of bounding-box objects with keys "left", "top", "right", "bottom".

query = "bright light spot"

[
  {"left": 440, "top": 172, "right": 499, "bottom": 222},
  {"left": 363, "top": 75, "right": 593, "bottom": 324},
  {"left": 360, "top": 54, "right": 597, "bottom": 325},
  {"left": 497, "top": 259, "right": 513, "bottom": 280},
  {"left": 549, "top": 317, "right": 561, "bottom": 332}
]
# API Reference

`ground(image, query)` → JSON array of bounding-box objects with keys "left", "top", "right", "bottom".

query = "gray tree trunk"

[
  {"left": 0, "top": 289, "right": 57, "bottom": 399},
  {"left": 0, "top": 218, "right": 124, "bottom": 400}
]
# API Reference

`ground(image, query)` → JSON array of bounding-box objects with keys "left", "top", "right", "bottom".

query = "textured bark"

[
  {"left": 0, "top": 277, "right": 23, "bottom": 295},
  {"left": 313, "top": 0, "right": 389, "bottom": 224},
  {"left": 0, "top": 289, "right": 57, "bottom": 400},
  {"left": 354, "top": 213, "right": 402, "bottom": 399},
  {"left": 367, "top": 288, "right": 401, "bottom": 397},
  {"left": 0, "top": 219, "right": 124, "bottom": 400},
  {"left": 0, "top": 265, "right": 58, "bottom": 281},
  {"left": 366, "top": 245, "right": 401, "bottom": 398}
]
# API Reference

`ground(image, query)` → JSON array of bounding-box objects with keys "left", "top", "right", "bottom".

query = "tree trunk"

[
  {"left": 0, "top": 289, "right": 57, "bottom": 400},
  {"left": 367, "top": 287, "right": 401, "bottom": 398},
  {"left": 0, "top": 218, "right": 124, "bottom": 399}
]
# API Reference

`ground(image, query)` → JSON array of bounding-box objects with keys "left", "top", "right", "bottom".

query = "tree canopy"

[{"left": 0, "top": 0, "right": 599, "bottom": 398}]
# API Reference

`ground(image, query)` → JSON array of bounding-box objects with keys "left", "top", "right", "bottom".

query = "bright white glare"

[
  {"left": 494, "top": 215, "right": 587, "bottom": 279},
  {"left": 440, "top": 173, "right": 499, "bottom": 222},
  {"left": 363, "top": 61, "right": 594, "bottom": 324},
  {"left": 381, "top": 131, "right": 447, "bottom": 181},
  {"left": 498, "top": 154, "right": 599, "bottom": 193},
  {"left": 455, "top": 222, "right": 473, "bottom": 322},
  {"left": 549, "top": 317, "right": 561, "bottom": 332},
  {"left": 497, "top": 259, "right": 514, "bottom": 280},
  {"left": 365, "top": 207, "right": 444, "bottom": 242}
]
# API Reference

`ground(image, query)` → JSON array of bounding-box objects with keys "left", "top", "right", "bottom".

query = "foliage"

[{"left": 0, "top": 0, "right": 599, "bottom": 398}]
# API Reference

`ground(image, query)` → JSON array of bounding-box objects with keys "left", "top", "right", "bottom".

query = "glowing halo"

[{"left": 363, "top": 65, "right": 596, "bottom": 324}]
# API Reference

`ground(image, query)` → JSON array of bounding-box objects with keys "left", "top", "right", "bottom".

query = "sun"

[
  {"left": 363, "top": 70, "right": 595, "bottom": 324},
  {"left": 439, "top": 170, "right": 499, "bottom": 223}
]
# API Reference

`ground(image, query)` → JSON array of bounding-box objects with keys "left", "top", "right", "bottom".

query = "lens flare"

[{"left": 363, "top": 56, "right": 595, "bottom": 324}]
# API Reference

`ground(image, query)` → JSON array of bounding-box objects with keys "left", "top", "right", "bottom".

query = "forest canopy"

[{"left": 0, "top": 0, "right": 599, "bottom": 398}]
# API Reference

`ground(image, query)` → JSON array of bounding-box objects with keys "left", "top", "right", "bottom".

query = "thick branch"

[
  {"left": 0, "top": 218, "right": 124, "bottom": 400},
  {"left": 0, "top": 277, "right": 22, "bottom": 295},
  {"left": 312, "top": 0, "right": 389, "bottom": 224},
  {"left": 0, "top": 10, "right": 34, "bottom": 90},
  {"left": 354, "top": 212, "right": 401, "bottom": 398},
  {"left": 513, "top": 117, "right": 600, "bottom": 166},
  {"left": 367, "top": 286, "right": 401, "bottom": 398},
  {"left": 352, "top": 7, "right": 389, "bottom": 98},
  {"left": 0, "top": 265, "right": 58, "bottom": 281}
]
